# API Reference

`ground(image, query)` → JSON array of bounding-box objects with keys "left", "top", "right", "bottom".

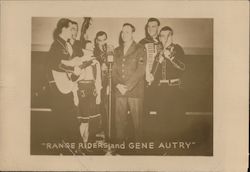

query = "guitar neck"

[{"left": 79, "top": 60, "right": 93, "bottom": 69}]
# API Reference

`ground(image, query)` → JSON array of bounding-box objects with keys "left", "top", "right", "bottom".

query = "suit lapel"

[{"left": 117, "top": 46, "right": 124, "bottom": 58}]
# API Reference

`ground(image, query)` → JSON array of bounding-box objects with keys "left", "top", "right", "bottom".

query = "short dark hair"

[
  {"left": 123, "top": 23, "right": 135, "bottom": 32},
  {"left": 94, "top": 31, "right": 107, "bottom": 48},
  {"left": 145, "top": 18, "right": 160, "bottom": 39},
  {"left": 160, "top": 26, "right": 174, "bottom": 35},
  {"left": 71, "top": 20, "right": 78, "bottom": 26},
  {"left": 95, "top": 31, "right": 107, "bottom": 40},
  {"left": 82, "top": 40, "right": 92, "bottom": 49},
  {"left": 53, "top": 18, "right": 72, "bottom": 40},
  {"left": 147, "top": 18, "right": 160, "bottom": 26}
]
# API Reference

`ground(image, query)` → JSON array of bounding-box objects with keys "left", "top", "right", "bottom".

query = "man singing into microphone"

[
  {"left": 112, "top": 23, "right": 146, "bottom": 143},
  {"left": 94, "top": 31, "right": 109, "bottom": 139}
]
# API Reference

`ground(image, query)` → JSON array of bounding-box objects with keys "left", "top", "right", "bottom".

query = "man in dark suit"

[
  {"left": 139, "top": 18, "right": 160, "bottom": 46},
  {"left": 47, "top": 18, "right": 79, "bottom": 153},
  {"left": 93, "top": 31, "right": 109, "bottom": 140},
  {"left": 150, "top": 26, "right": 185, "bottom": 139},
  {"left": 112, "top": 23, "right": 146, "bottom": 142},
  {"left": 139, "top": 18, "right": 161, "bottom": 117}
]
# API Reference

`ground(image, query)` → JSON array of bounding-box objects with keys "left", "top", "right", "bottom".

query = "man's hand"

[
  {"left": 61, "top": 59, "right": 75, "bottom": 67},
  {"left": 81, "top": 55, "right": 94, "bottom": 62},
  {"left": 146, "top": 73, "right": 154, "bottom": 83},
  {"left": 61, "top": 57, "right": 83, "bottom": 67},
  {"left": 116, "top": 84, "right": 128, "bottom": 95},
  {"left": 72, "top": 56, "right": 83, "bottom": 66},
  {"left": 96, "top": 94, "right": 101, "bottom": 104},
  {"left": 158, "top": 54, "right": 164, "bottom": 64},
  {"left": 73, "top": 66, "right": 81, "bottom": 76},
  {"left": 91, "top": 59, "right": 98, "bottom": 65},
  {"left": 106, "top": 86, "right": 110, "bottom": 95},
  {"left": 101, "top": 63, "right": 108, "bottom": 71},
  {"left": 163, "top": 49, "right": 172, "bottom": 60}
]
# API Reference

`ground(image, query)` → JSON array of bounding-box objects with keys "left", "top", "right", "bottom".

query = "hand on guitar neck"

[
  {"left": 61, "top": 56, "right": 95, "bottom": 75},
  {"left": 61, "top": 56, "right": 95, "bottom": 67}
]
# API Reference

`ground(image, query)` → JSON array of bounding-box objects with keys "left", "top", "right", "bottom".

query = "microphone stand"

[
  {"left": 104, "top": 49, "right": 115, "bottom": 155},
  {"left": 108, "top": 61, "right": 112, "bottom": 142}
]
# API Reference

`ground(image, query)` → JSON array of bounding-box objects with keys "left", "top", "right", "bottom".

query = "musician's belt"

[
  {"left": 159, "top": 78, "right": 181, "bottom": 86},
  {"left": 78, "top": 80, "right": 94, "bottom": 84},
  {"left": 48, "top": 80, "right": 56, "bottom": 84}
]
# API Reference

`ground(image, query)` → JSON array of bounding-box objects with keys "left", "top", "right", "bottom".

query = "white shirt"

[{"left": 123, "top": 40, "right": 133, "bottom": 55}]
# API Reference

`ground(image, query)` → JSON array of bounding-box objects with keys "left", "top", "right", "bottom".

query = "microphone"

[{"left": 107, "top": 44, "right": 114, "bottom": 63}]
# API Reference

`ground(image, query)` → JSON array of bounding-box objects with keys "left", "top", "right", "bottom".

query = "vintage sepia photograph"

[
  {"left": 1, "top": 1, "right": 249, "bottom": 171},
  {"left": 31, "top": 17, "right": 213, "bottom": 156}
]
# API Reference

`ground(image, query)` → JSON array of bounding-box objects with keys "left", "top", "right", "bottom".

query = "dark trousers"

[
  {"left": 157, "top": 85, "right": 185, "bottom": 139},
  {"left": 48, "top": 83, "right": 79, "bottom": 143},
  {"left": 144, "top": 84, "right": 159, "bottom": 114},
  {"left": 115, "top": 96, "right": 143, "bottom": 142}
]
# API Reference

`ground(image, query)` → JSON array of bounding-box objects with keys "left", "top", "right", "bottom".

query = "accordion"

[{"left": 145, "top": 42, "right": 162, "bottom": 84}]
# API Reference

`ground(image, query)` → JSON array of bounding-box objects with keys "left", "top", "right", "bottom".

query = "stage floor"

[{"left": 31, "top": 110, "right": 213, "bottom": 156}]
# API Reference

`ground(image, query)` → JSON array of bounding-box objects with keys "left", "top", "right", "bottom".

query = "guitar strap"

[{"left": 57, "top": 39, "right": 74, "bottom": 80}]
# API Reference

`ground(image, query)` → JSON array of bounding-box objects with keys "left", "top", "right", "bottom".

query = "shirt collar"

[
  {"left": 123, "top": 41, "right": 136, "bottom": 56},
  {"left": 57, "top": 36, "right": 67, "bottom": 45}
]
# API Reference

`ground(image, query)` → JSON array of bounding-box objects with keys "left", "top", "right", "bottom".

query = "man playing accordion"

[{"left": 139, "top": 18, "right": 162, "bottom": 117}]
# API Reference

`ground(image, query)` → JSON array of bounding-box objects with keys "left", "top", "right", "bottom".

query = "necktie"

[{"left": 66, "top": 42, "right": 73, "bottom": 57}]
